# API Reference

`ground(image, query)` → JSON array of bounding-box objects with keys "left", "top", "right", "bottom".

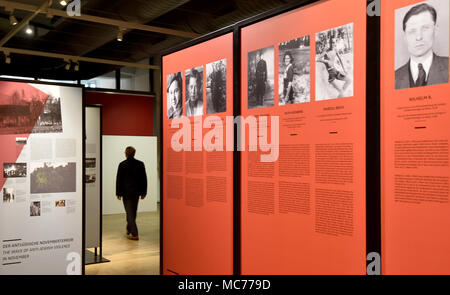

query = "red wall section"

[{"left": 85, "top": 91, "right": 154, "bottom": 136}]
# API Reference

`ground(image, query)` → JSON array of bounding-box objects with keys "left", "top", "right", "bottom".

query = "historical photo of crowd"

[
  {"left": 85, "top": 158, "right": 96, "bottom": 168},
  {"left": 0, "top": 84, "right": 63, "bottom": 135},
  {"left": 30, "top": 201, "right": 41, "bottom": 217},
  {"left": 206, "top": 59, "right": 227, "bottom": 114},
  {"left": 278, "top": 36, "right": 311, "bottom": 105},
  {"left": 3, "top": 163, "right": 27, "bottom": 178},
  {"left": 3, "top": 188, "right": 15, "bottom": 203},
  {"left": 167, "top": 72, "right": 183, "bottom": 119},
  {"left": 30, "top": 162, "right": 76, "bottom": 194},
  {"left": 315, "top": 23, "right": 354, "bottom": 100},
  {"left": 16, "top": 137, "right": 27, "bottom": 145},
  {"left": 248, "top": 46, "right": 275, "bottom": 109},
  {"left": 185, "top": 66, "right": 204, "bottom": 117}
]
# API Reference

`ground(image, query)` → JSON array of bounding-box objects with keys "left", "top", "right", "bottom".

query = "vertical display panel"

[
  {"left": 240, "top": 0, "right": 367, "bottom": 274},
  {"left": 381, "top": 0, "right": 450, "bottom": 274},
  {"left": 0, "top": 81, "right": 83, "bottom": 275},
  {"left": 162, "top": 33, "right": 234, "bottom": 274}
]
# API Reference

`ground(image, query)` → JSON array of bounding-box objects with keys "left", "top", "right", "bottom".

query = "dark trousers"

[{"left": 123, "top": 196, "right": 139, "bottom": 236}]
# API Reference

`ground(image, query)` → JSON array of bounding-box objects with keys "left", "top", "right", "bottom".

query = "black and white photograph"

[
  {"left": 3, "top": 188, "right": 15, "bottom": 203},
  {"left": 185, "top": 66, "right": 204, "bottom": 117},
  {"left": 0, "top": 83, "right": 48, "bottom": 135},
  {"left": 395, "top": 0, "right": 449, "bottom": 90},
  {"left": 85, "top": 158, "right": 96, "bottom": 168},
  {"left": 85, "top": 173, "right": 96, "bottom": 184},
  {"left": 55, "top": 200, "right": 66, "bottom": 207},
  {"left": 167, "top": 72, "right": 183, "bottom": 119},
  {"left": 278, "top": 36, "right": 311, "bottom": 105},
  {"left": 33, "top": 95, "right": 63, "bottom": 133},
  {"left": 16, "top": 137, "right": 27, "bottom": 145},
  {"left": 206, "top": 59, "right": 227, "bottom": 114},
  {"left": 3, "top": 163, "right": 27, "bottom": 178},
  {"left": 30, "top": 162, "right": 76, "bottom": 194},
  {"left": 315, "top": 23, "right": 354, "bottom": 100},
  {"left": 248, "top": 46, "right": 275, "bottom": 109},
  {"left": 30, "top": 201, "right": 41, "bottom": 217}
]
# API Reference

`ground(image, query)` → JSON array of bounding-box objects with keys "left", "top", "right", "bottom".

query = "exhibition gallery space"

[{"left": 1, "top": 0, "right": 450, "bottom": 277}]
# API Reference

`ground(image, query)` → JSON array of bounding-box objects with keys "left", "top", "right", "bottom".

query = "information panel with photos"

[{"left": 0, "top": 81, "right": 83, "bottom": 275}]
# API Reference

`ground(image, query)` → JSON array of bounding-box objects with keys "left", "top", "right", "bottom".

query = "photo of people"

[
  {"left": 3, "top": 163, "right": 27, "bottom": 178},
  {"left": 278, "top": 36, "right": 311, "bottom": 105},
  {"left": 167, "top": 72, "right": 183, "bottom": 119},
  {"left": 85, "top": 174, "right": 96, "bottom": 184},
  {"left": 315, "top": 23, "right": 354, "bottom": 100},
  {"left": 248, "top": 46, "right": 275, "bottom": 109},
  {"left": 16, "top": 137, "right": 27, "bottom": 145},
  {"left": 206, "top": 59, "right": 227, "bottom": 114},
  {"left": 185, "top": 66, "right": 204, "bottom": 117},
  {"left": 30, "top": 201, "right": 41, "bottom": 217},
  {"left": 395, "top": 0, "right": 449, "bottom": 89},
  {"left": 3, "top": 188, "right": 15, "bottom": 203},
  {"left": 30, "top": 162, "right": 76, "bottom": 194},
  {"left": 33, "top": 95, "right": 63, "bottom": 134},
  {"left": 55, "top": 200, "right": 66, "bottom": 207}
]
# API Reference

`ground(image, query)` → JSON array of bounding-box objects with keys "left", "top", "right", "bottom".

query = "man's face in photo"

[
  {"left": 188, "top": 76, "right": 198, "bottom": 102},
  {"left": 168, "top": 79, "right": 181, "bottom": 109},
  {"left": 404, "top": 10, "right": 437, "bottom": 58}
]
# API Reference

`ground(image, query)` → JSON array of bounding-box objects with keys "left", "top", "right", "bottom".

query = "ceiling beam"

[
  {"left": 0, "top": 0, "right": 200, "bottom": 39},
  {"left": 0, "top": 46, "right": 160, "bottom": 70},
  {"left": 0, "top": 0, "right": 50, "bottom": 47}
]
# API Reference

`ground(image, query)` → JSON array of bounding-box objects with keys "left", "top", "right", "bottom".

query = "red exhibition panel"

[
  {"left": 381, "top": 0, "right": 450, "bottom": 274},
  {"left": 162, "top": 33, "right": 234, "bottom": 274},
  {"left": 240, "top": 0, "right": 366, "bottom": 274}
]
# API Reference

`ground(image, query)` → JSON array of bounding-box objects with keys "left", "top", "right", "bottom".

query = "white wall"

[{"left": 102, "top": 136, "right": 158, "bottom": 215}]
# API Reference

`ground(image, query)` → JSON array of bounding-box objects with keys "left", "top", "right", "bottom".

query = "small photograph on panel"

[
  {"left": 3, "top": 163, "right": 27, "bottom": 178},
  {"left": 3, "top": 188, "right": 15, "bottom": 203},
  {"left": 315, "top": 23, "right": 354, "bottom": 100},
  {"left": 30, "top": 162, "right": 76, "bottom": 194},
  {"left": 185, "top": 66, "right": 204, "bottom": 117},
  {"left": 248, "top": 46, "right": 275, "bottom": 109},
  {"left": 395, "top": 0, "right": 449, "bottom": 90},
  {"left": 206, "top": 59, "right": 227, "bottom": 114},
  {"left": 85, "top": 173, "right": 96, "bottom": 184},
  {"left": 30, "top": 201, "right": 41, "bottom": 217},
  {"left": 55, "top": 200, "right": 66, "bottom": 207},
  {"left": 278, "top": 36, "right": 311, "bottom": 105},
  {"left": 85, "top": 158, "right": 96, "bottom": 168},
  {"left": 167, "top": 72, "right": 183, "bottom": 119},
  {"left": 32, "top": 96, "right": 63, "bottom": 134},
  {"left": 16, "top": 137, "right": 27, "bottom": 145}
]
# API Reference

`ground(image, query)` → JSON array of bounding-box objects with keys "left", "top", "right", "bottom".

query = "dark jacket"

[
  {"left": 395, "top": 54, "right": 449, "bottom": 90},
  {"left": 116, "top": 157, "right": 147, "bottom": 197}
]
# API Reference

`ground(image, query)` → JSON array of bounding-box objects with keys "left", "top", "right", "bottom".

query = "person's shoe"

[{"left": 127, "top": 235, "right": 139, "bottom": 240}]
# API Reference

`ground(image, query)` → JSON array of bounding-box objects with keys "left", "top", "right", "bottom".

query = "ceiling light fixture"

[
  {"left": 4, "top": 52, "right": 11, "bottom": 64},
  {"left": 64, "top": 59, "right": 70, "bottom": 70},
  {"left": 60, "top": 0, "right": 68, "bottom": 6},
  {"left": 117, "top": 28, "right": 124, "bottom": 42},
  {"left": 25, "top": 25, "right": 33, "bottom": 35},
  {"left": 74, "top": 61, "right": 79, "bottom": 71},
  {"left": 9, "top": 14, "right": 18, "bottom": 26}
]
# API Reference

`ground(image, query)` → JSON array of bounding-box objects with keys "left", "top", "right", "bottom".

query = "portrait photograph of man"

[
  {"left": 185, "top": 66, "right": 204, "bottom": 117},
  {"left": 395, "top": 0, "right": 449, "bottom": 90},
  {"left": 166, "top": 72, "right": 183, "bottom": 119},
  {"left": 247, "top": 46, "right": 275, "bottom": 109}
]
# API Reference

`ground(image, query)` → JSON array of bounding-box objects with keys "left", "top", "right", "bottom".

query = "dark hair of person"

[
  {"left": 403, "top": 3, "right": 437, "bottom": 31},
  {"left": 284, "top": 52, "right": 294, "bottom": 64},
  {"left": 189, "top": 68, "right": 201, "bottom": 84},
  {"left": 125, "top": 146, "right": 136, "bottom": 158},
  {"left": 167, "top": 72, "right": 182, "bottom": 92}
]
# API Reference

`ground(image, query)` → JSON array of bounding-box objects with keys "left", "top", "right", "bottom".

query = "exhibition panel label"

[
  {"left": 0, "top": 81, "right": 83, "bottom": 275},
  {"left": 162, "top": 33, "right": 234, "bottom": 274},
  {"left": 240, "top": 0, "right": 366, "bottom": 274},
  {"left": 381, "top": 0, "right": 450, "bottom": 274}
]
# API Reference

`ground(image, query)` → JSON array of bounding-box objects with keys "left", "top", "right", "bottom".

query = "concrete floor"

[{"left": 85, "top": 206, "right": 160, "bottom": 275}]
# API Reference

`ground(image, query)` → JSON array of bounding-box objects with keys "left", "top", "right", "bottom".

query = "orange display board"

[
  {"left": 162, "top": 33, "right": 234, "bottom": 274},
  {"left": 240, "top": 0, "right": 367, "bottom": 274},
  {"left": 381, "top": 0, "right": 450, "bottom": 274}
]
